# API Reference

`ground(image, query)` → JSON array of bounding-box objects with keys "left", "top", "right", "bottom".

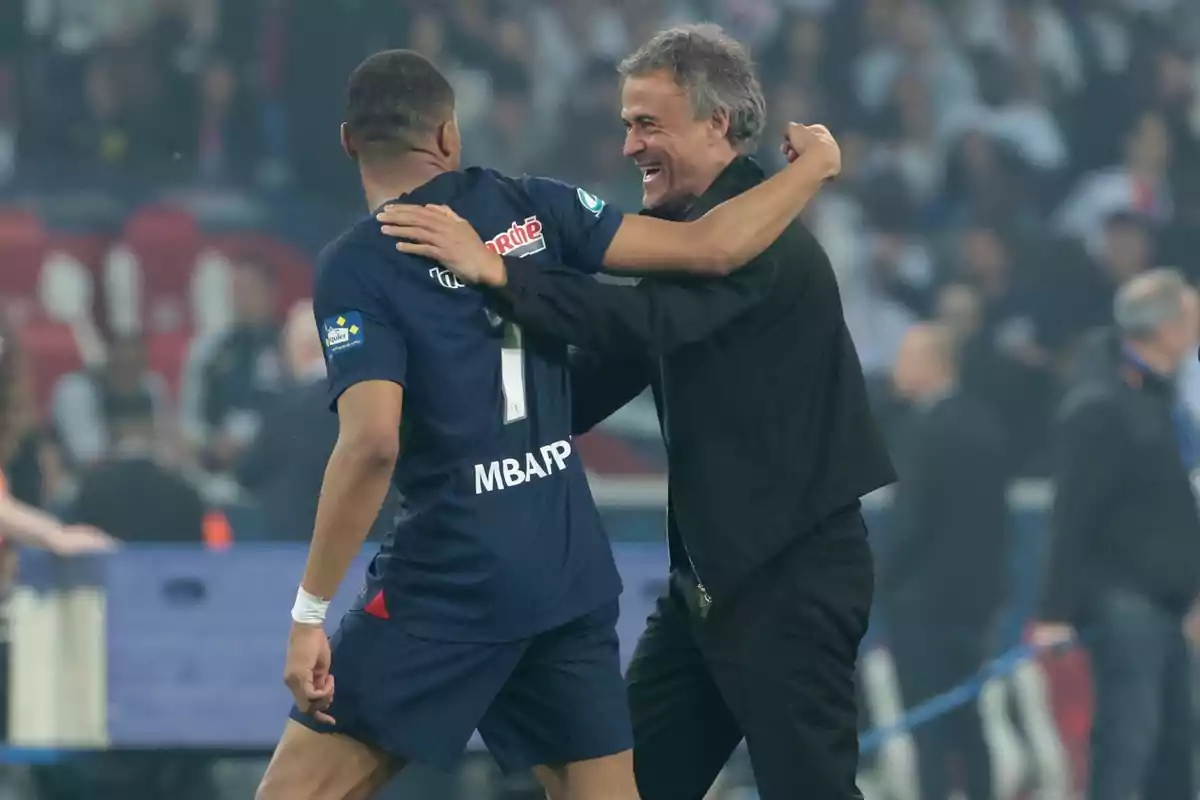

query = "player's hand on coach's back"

[
  {"left": 284, "top": 622, "right": 337, "bottom": 724},
  {"left": 378, "top": 204, "right": 506, "bottom": 287},
  {"left": 781, "top": 123, "right": 841, "bottom": 181}
]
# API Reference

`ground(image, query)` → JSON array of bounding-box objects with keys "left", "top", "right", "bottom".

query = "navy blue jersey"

[{"left": 313, "top": 168, "right": 624, "bottom": 642}]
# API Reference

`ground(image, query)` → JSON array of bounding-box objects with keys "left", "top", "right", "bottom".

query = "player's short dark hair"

[{"left": 345, "top": 50, "right": 455, "bottom": 159}]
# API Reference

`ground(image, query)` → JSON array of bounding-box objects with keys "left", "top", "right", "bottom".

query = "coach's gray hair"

[
  {"left": 618, "top": 24, "right": 767, "bottom": 152},
  {"left": 1114, "top": 268, "right": 1189, "bottom": 339}
]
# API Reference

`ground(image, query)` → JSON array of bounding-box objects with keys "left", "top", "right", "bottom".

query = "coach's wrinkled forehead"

[
  {"left": 618, "top": 24, "right": 766, "bottom": 153},
  {"left": 344, "top": 49, "right": 455, "bottom": 156}
]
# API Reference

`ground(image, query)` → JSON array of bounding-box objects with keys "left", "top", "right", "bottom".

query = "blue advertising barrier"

[
  {"left": 16, "top": 542, "right": 671, "bottom": 749},
  {"left": 10, "top": 487, "right": 1054, "bottom": 754}
]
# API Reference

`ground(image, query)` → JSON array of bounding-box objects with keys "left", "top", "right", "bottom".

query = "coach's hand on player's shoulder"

[
  {"left": 780, "top": 122, "right": 841, "bottom": 182},
  {"left": 49, "top": 524, "right": 118, "bottom": 556},
  {"left": 377, "top": 204, "right": 507, "bottom": 287},
  {"left": 284, "top": 622, "right": 336, "bottom": 724}
]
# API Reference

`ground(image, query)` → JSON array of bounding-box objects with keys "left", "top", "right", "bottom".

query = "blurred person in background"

[
  {"left": 881, "top": 323, "right": 1008, "bottom": 800},
  {"left": 237, "top": 301, "right": 396, "bottom": 543},
  {"left": 180, "top": 258, "right": 284, "bottom": 476},
  {"left": 0, "top": 322, "right": 114, "bottom": 750},
  {"left": 50, "top": 332, "right": 169, "bottom": 468},
  {"left": 71, "top": 392, "right": 205, "bottom": 543},
  {"left": 952, "top": 223, "right": 1059, "bottom": 471},
  {"left": 2, "top": 324, "right": 67, "bottom": 512},
  {"left": 935, "top": 281, "right": 984, "bottom": 347},
  {"left": 1056, "top": 110, "right": 1175, "bottom": 254},
  {"left": 191, "top": 55, "right": 257, "bottom": 181},
  {"left": 0, "top": 326, "right": 112, "bottom": 556},
  {"left": 1033, "top": 269, "right": 1200, "bottom": 800}
]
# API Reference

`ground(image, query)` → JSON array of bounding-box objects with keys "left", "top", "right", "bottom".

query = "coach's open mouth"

[{"left": 639, "top": 165, "right": 663, "bottom": 184}]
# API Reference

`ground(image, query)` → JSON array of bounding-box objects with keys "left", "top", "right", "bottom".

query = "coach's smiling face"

[{"left": 621, "top": 69, "right": 733, "bottom": 211}]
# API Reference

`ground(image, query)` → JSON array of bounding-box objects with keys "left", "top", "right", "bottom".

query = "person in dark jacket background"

[
  {"left": 72, "top": 392, "right": 205, "bottom": 543},
  {"left": 180, "top": 259, "right": 284, "bottom": 475},
  {"left": 1033, "top": 269, "right": 1200, "bottom": 800},
  {"left": 881, "top": 323, "right": 1009, "bottom": 800}
]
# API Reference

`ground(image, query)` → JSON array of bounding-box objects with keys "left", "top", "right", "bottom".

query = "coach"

[{"left": 383, "top": 24, "right": 895, "bottom": 798}]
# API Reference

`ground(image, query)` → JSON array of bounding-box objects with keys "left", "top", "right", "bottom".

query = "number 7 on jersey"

[{"left": 501, "top": 322, "right": 527, "bottom": 424}]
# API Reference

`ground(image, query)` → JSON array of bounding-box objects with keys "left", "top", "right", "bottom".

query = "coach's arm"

[
  {"left": 381, "top": 123, "right": 838, "bottom": 280},
  {"left": 568, "top": 350, "right": 653, "bottom": 434},
  {"left": 487, "top": 255, "right": 775, "bottom": 357}
]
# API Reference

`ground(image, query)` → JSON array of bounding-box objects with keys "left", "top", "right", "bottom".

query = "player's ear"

[
  {"left": 340, "top": 123, "right": 357, "bottom": 161},
  {"left": 437, "top": 117, "right": 462, "bottom": 163}
]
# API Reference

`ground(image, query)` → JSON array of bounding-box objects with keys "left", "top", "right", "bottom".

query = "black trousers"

[
  {"left": 1087, "top": 587, "right": 1193, "bottom": 800},
  {"left": 886, "top": 616, "right": 993, "bottom": 800},
  {"left": 626, "top": 508, "right": 874, "bottom": 800}
]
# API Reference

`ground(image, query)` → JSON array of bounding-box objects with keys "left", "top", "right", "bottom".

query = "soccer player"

[{"left": 256, "top": 50, "right": 839, "bottom": 800}]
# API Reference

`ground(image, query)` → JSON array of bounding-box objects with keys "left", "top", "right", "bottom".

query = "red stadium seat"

[
  {"left": 206, "top": 233, "right": 313, "bottom": 316},
  {"left": 106, "top": 205, "right": 203, "bottom": 334},
  {"left": 144, "top": 329, "right": 193, "bottom": 401},
  {"left": 18, "top": 321, "right": 83, "bottom": 410},
  {"left": 0, "top": 209, "right": 49, "bottom": 320},
  {"left": 49, "top": 232, "right": 111, "bottom": 279}
]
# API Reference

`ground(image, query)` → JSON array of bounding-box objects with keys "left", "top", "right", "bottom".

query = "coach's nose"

[{"left": 623, "top": 130, "right": 646, "bottom": 159}]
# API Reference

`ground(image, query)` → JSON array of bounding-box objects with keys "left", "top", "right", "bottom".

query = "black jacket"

[
  {"left": 73, "top": 457, "right": 206, "bottom": 543},
  {"left": 489, "top": 157, "right": 896, "bottom": 601},
  {"left": 878, "top": 392, "right": 1009, "bottom": 626},
  {"left": 1042, "top": 332, "right": 1200, "bottom": 619}
]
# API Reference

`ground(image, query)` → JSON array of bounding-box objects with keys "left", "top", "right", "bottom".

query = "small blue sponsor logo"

[{"left": 322, "top": 311, "right": 364, "bottom": 355}]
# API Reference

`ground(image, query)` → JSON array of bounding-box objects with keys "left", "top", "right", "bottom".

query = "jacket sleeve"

[
  {"left": 486, "top": 256, "right": 775, "bottom": 358},
  {"left": 1040, "top": 392, "right": 1127, "bottom": 622},
  {"left": 568, "top": 350, "right": 653, "bottom": 435}
]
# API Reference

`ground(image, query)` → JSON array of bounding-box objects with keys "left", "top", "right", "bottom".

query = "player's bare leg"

[
  {"left": 533, "top": 750, "right": 640, "bottom": 800},
  {"left": 256, "top": 720, "right": 401, "bottom": 800}
]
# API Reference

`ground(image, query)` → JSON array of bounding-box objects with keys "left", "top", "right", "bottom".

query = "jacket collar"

[
  {"left": 641, "top": 156, "right": 766, "bottom": 221},
  {"left": 1120, "top": 340, "right": 1176, "bottom": 396}
]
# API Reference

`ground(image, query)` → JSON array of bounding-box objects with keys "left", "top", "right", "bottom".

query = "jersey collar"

[{"left": 371, "top": 169, "right": 479, "bottom": 215}]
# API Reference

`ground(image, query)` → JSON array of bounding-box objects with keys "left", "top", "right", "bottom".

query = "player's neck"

[{"left": 360, "top": 154, "right": 451, "bottom": 211}]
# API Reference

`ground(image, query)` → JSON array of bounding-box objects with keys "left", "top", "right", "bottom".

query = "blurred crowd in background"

[
  {"left": 0, "top": 0, "right": 1199, "bottom": 798},
  {"left": 1, "top": 0, "right": 1199, "bottom": 488}
]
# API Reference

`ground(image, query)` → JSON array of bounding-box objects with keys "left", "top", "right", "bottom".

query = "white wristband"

[{"left": 291, "top": 587, "right": 330, "bottom": 625}]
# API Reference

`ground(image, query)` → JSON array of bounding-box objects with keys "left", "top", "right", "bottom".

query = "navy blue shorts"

[{"left": 289, "top": 600, "right": 631, "bottom": 773}]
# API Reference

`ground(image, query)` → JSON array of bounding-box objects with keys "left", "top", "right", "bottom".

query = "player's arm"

[
  {"left": 300, "top": 381, "right": 401, "bottom": 601},
  {"left": 376, "top": 203, "right": 779, "bottom": 355},
  {"left": 295, "top": 245, "right": 408, "bottom": 610},
  {"left": 599, "top": 124, "right": 837, "bottom": 275}
]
